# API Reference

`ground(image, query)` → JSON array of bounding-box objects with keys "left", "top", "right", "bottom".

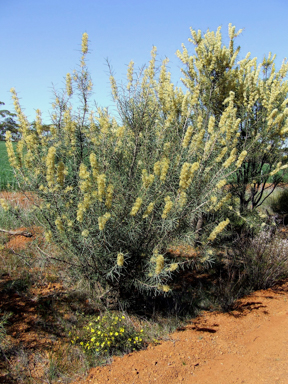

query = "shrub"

[
  {"left": 242, "top": 230, "right": 288, "bottom": 289},
  {"left": 270, "top": 188, "right": 288, "bottom": 216},
  {"left": 6, "top": 26, "right": 287, "bottom": 301}
]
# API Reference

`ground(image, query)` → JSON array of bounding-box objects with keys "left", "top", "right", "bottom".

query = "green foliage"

[
  {"left": 0, "top": 141, "right": 17, "bottom": 190},
  {"left": 70, "top": 313, "right": 144, "bottom": 356}
]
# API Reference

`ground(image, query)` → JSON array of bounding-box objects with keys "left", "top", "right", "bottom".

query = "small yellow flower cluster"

[
  {"left": 5, "top": 131, "right": 19, "bottom": 169},
  {"left": 55, "top": 216, "right": 64, "bottom": 232},
  {"left": 189, "top": 129, "right": 205, "bottom": 153},
  {"left": 208, "top": 218, "right": 230, "bottom": 241},
  {"left": 162, "top": 196, "right": 173, "bottom": 219},
  {"left": 89, "top": 153, "right": 98, "bottom": 180},
  {"left": 211, "top": 193, "right": 232, "bottom": 211},
  {"left": 223, "top": 148, "right": 237, "bottom": 168},
  {"left": 79, "top": 163, "right": 91, "bottom": 193},
  {"left": 215, "top": 147, "right": 228, "bottom": 163},
  {"left": 105, "top": 184, "right": 114, "bottom": 209},
  {"left": 98, "top": 212, "right": 111, "bottom": 231},
  {"left": 66, "top": 73, "right": 73, "bottom": 96},
  {"left": 216, "top": 179, "right": 227, "bottom": 189},
  {"left": 57, "top": 162, "right": 65, "bottom": 187},
  {"left": 161, "top": 285, "right": 171, "bottom": 292},
  {"left": 179, "top": 162, "right": 199, "bottom": 190},
  {"left": 127, "top": 60, "right": 134, "bottom": 91},
  {"left": 81, "top": 32, "right": 88, "bottom": 54},
  {"left": 0, "top": 199, "right": 9, "bottom": 211},
  {"left": 168, "top": 263, "right": 178, "bottom": 272},
  {"left": 160, "top": 157, "right": 170, "bottom": 182},
  {"left": 155, "top": 254, "right": 164, "bottom": 275},
  {"left": 236, "top": 150, "right": 248, "bottom": 168},
  {"left": 44, "top": 231, "right": 52, "bottom": 243},
  {"left": 130, "top": 197, "right": 143, "bottom": 216},
  {"left": 142, "top": 169, "right": 155, "bottom": 188},
  {"left": 110, "top": 75, "right": 118, "bottom": 100},
  {"left": 143, "top": 202, "right": 155, "bottom": 218},
  {"left": 97, "top": 174, "right": 106, "bottom": 202},
  {"left": 82, "top": 229, "right": 89, "bottom": 237},
  {"left": 210, "top": 196, "right": 217, "bottom": 204},
  {"left": 46, "top": 146, "right": 56, "bottom": 187},
  {"left": 72, "top": 313, "right": 144, "bottom": 354},
  {"left": 178, "top": 190, "right": 187, "bottom": 208},
  {"left": 182, "top": 126, "right": 194, "bottom": 148},
  {"left": 117, "top": 252, "right": 124, "bottom": 267},
  {"left": 270, "top": 162, "right": 282, "bottom": 176}
]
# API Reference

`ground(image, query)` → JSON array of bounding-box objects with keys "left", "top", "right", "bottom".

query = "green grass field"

[{"left": 0, "top": 141, "right": 17, "bottom": 190}]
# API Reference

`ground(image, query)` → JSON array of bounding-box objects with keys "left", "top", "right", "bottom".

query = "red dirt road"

[{"left": 79, "top": 281, "right": 288, "bottom": 384}]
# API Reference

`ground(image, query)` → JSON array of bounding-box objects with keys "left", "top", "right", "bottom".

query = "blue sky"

[{"left": 1, "top": 0, "right": 288, "bottom": 123}]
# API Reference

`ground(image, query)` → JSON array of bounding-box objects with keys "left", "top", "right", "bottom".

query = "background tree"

[
  {"left": 0, "top": 101, "right": 19, "bottom": 140},
  {"left": 176, "top": 25, "right": 288, "bottom": 214}
]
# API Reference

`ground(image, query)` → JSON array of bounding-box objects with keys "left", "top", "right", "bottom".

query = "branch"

[{"left": 0, "top": 228, "right": 33, "bottom": 237}]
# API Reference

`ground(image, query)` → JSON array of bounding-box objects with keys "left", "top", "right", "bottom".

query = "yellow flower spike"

[
  {"left": 153, "top": 161, "right": 161, "bottom": 177},
  {"left": 236, "top": 150, "right": 248, "bottom": 168},
  {"left": 160, "top": 157, "right": 170, "bottom": 182},
  {"left": 117, "top": 252, "right": 124, "bottom": 267},
  {"left": 57, "top": 162, "right": 65, "bottom": 187},
  {"left": 98, "top": 212, "right": 111, "bottom": 231},
  {"left": 46, "top": 146, "right": 56, "bottom": 187},
  {"left": 155, "top": 254, "right": 164, "bottom": 275},
  {"left": 208, "top": 218, "right": 230, "bottom": 241},
  {"left": 97, "top": 174, "right": 106, "bottom": 202},
  {"left": 81, "top": 32, "right": 88, "bottom": 54},
  {"left": 130, "top": 197, "right": 143, "bottom": 216},
  {"left": 162, "top": 196, "right": 173, "bottom": 219},
  {"left": 216, "top": 179, "right": 227, "bottom": 189},
  {"left": 215, "top": 147, "right": 228, "bottom": 162},
  {"left": 182, "top": 126, "right": 194, "bottom": 148},
  {"left": 55, "top": 217, "right": 64, "bottom": 233},
  {"left": 105, "top": 184, "right": 114, "bottom": 209},
  {"left": 66, "top": 73, "right": 73, "bottom": 96},
  {"left": 143, "top": 202, "right": 155, "bottom": 218}
]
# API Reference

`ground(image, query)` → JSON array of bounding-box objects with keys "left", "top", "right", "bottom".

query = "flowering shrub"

[
  {"left": 70, "top": 313, "right": 144, "bottom": 355},
  {"left": 6, "top": 25, "right": 288, "bottom": 300}
]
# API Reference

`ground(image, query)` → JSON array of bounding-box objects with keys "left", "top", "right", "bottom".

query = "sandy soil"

[{"left": 77, "top": 281, "right": 288, "bottom": 384}]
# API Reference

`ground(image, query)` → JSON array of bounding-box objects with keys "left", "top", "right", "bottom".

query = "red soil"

[{"left": 78, "top": 282, "right": 288, "bottom": 384}]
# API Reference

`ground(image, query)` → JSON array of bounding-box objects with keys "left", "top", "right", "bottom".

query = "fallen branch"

[{"left": 0, "top": 228, "right": 33, "bottom": 237}]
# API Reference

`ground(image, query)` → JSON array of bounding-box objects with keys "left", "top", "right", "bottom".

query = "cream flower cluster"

[
  {"left": 182, "top": 125, "right": 194, "bottom": 148},
  {"left": 98, "top": 212, "right": 111, "bottom": 231},
  {"left": 105, "top": 184, "right": 114, "bottom": 209},
  {"left": 81, "top": 32, "right": 88, "bottom": 54},
  {"left": 236, "top": 150, "right": 248, "bottom": 168},
  {"left": 117, "top": 252, "right": 124, "bottom": 267},
  {"left": 162, "top": 196, "right": 173, "bottom": 219},
  {"left": 97, "top": 174, "right": 106, "bottom": 202},
  {"left": 130, "top": 197, "right": 143, "bottom": 216},
  {"left": 143, "top": 202, "right": 155, "bottom": 218},
  {"left": 223, "top": 148, "right": 237, "bottom": 168},
  {"left": 46, "top": 147, "right": 56, "bottom": 187},
  {"left": 155, "top": 254, "right": 164, "bottom": 275},
  {"left": 179, "top": 162, "right": 199, "bottom": 190},
  {"left": 208, "top": 218, "right": 230, "bottom": 241},
  {"left": 142, "top": 169, "right": 155, "bottom": 188}
]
